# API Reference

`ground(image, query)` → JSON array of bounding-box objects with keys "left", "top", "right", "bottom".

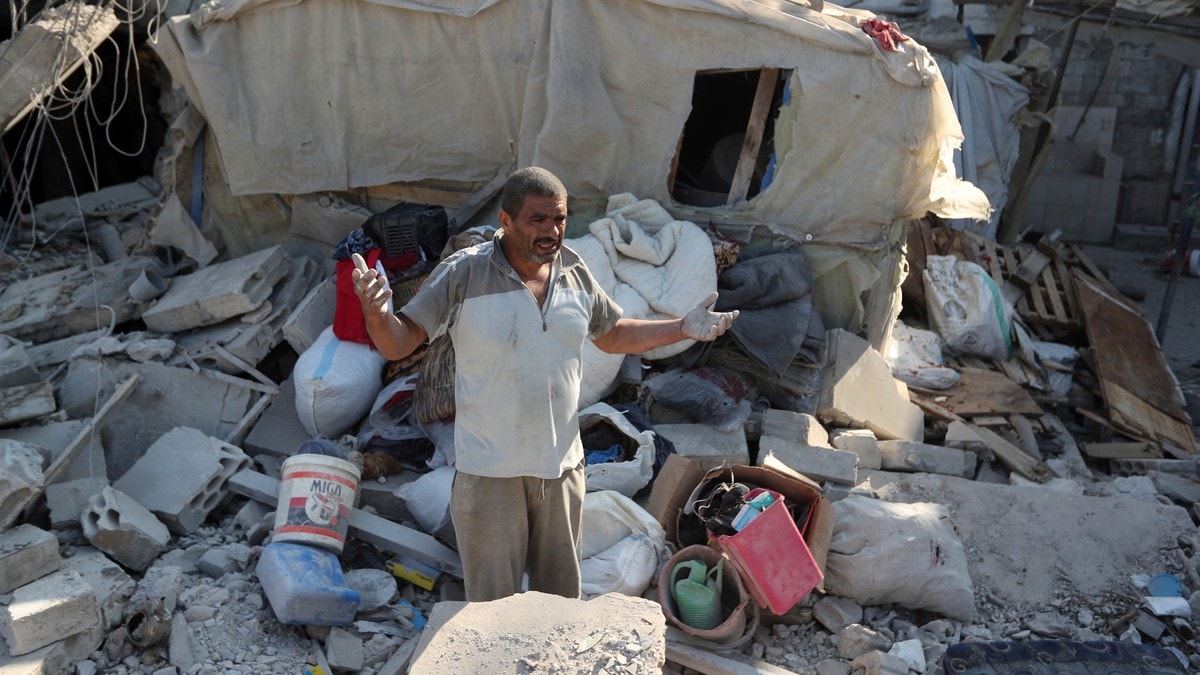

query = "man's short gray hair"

[{"left": 500, "top": 167, "right": 567, "bottom": 217}]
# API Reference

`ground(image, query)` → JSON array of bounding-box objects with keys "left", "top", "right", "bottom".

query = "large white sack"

[
  {"left": 825, "top": 496, "right": 975, "bottom": 621},
  {"left": 923, "top": 255, "right": 1013, "bottom": 362},
  {"left": 579, "top": 402, "right": 656, "bottom": 497},
  {"left": 580, "top": 490, "right": 669, "bottom": 599},
  {"left": 294, "top": 326, "right": 386, "bottom": 438}
]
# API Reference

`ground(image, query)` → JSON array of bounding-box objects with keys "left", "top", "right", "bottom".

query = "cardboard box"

[
  {"left": 682, "top": 454, "right": 834, "bottom": 594},
  {"left": 644, "top": 454, "right": 706, "bottom": 545}
]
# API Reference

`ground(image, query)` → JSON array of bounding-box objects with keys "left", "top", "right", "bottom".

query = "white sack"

[
  {"left": 294, "top": 326, "right": 386, "bottom": 438},
  {"left": 579, "top": 490, "right": 669, "bottom": 599},
  {"left": 923, "top": 255, "right": 1013, "bottom": 362},
  {"left": 825, "top": 496, "right": 975, "bottom": 621},
  {"left": 579, "top": 402, "right": 657, "bottom": 497},
  {"left": 394, "top": 464, "right": 455, "bottom": 536}
]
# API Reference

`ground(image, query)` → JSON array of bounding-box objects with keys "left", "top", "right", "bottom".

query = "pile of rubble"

[{"left": 2, "top": 180, "right": 1200, "bottom": 675}]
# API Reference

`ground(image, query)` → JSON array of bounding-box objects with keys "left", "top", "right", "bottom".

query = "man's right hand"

[{"left": 352, "top": 252, "right": 392, "bottom": 318}]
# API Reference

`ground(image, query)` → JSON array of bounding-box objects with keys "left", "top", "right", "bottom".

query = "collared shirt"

[{"left": 400, "top": 231, "right": 622, "bottom": 479}]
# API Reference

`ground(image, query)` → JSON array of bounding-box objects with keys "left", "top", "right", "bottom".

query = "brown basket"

[
  {"left": 658, "top": 544, "right": 757, "bottom": 650},
  {"left": 413, "top": 333, "right": 456, "bottom": 424}
]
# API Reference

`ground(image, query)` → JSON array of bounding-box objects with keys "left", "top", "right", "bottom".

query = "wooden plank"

[
  {"left": 911, "top": 394, "right": 1054, "bottom": 481},
  {"left": 228, "top": 469, "right": 463, "bottom": 577},
  {"left": 934, "top": 367, "right": 1043, "bottom": 416},
  {"left": 726, "top": 68, "right": 781, "bottom": 205},
  {"left": 42, "top": 375, "right": 139, "bottom": 486},
  {"left": 0, "top": 382, "right": 56, "bottom": 426},
  {"left": 1009, "top": 414, "right": 1042, "bottom": 460},
  {"left": 1074, "top": 271, "right": 1196, "bottom": 453},
  {"left": 1082, "top": 442, "right": 1162, "bottom": 460},
  {"left": 365, "top": 183, "right": 474, "bottom": 208}
]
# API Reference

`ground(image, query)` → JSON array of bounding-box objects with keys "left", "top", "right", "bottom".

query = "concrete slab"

[
  {"left": 861, "top": 471, "right": 1196, "bottom": 609},
  {"left": 113, "top": 427, "right": 250, "bottom": 534},
  {"left": 877, "top": 440, "right": 976, "bottom": 478},
  {"left": 22, "top": 329, "right": 107, "bottom": 370},
  {"left": 0, "top": 340, "right": 40, "bottom": 388},
  {"left": 142, "top": 245, "right": 291, "bottom": 333},
  {"left": 0, "top": 255, "right": 160, "bottom": 343},
  {"left": 653, "top": 423, "right": 749, "bottom": 470},
  {"left": 282, "top": 277, "right": 335, "bottom": 356},
  {"left": 409, "top": 592, "right": 666, "bottom": 674},
  {"left": 0, "top": 570, "right": 100, "bottom": 656},
  {"left": 829, "top": 429, "right": 882, "bottom": 471},
  {"left": 762, "top": 410, "right": 830, "bottom": 447},
  {"left": 243, "top": 374, "right": 311, "bottom": 457},
  {"left": 0, "top": 525, "right": 60, "bottom": 595},
  {"left": 0, "top": 623, "right": 103, "bottom": 675},
  {"left": 759, "top": 437, "right": 858, "bottom": 486},
  {"left": 0, "top": 382, "right": 56, "bottom": 427},
  {"left": 818, "top": 329, "right": 923, "bottom": 442},
  {"left": 60, "top": 358, "right": 255, "bottom": 481}
]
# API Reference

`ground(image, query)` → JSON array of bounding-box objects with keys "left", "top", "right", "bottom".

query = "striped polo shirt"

[{"left": 400, "top": 231, "right": 622, "bottom": 479}]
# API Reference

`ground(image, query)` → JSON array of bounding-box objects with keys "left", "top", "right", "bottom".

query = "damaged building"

[{"left": 2, "top": 0, "right": 1200, "bottom": 673}]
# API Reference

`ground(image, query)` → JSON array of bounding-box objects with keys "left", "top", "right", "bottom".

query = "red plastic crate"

[{"left": 714, "top": 488, "right": 823, "bottom": 615}]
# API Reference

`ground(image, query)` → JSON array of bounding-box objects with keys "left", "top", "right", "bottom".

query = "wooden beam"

[
  {"left": 912, "top": 393, "right": 1054, "bottom": 481},
  {"left": 726, "top": 68, "right": 781, "bottom": 205}
]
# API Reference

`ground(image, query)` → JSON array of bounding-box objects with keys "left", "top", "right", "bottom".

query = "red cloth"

[
  {"left": 332, "top": 248, "right": 421, "bottom": 347},
  {"left": 861, "top": 18, "right": 909, "bottom": 53}
]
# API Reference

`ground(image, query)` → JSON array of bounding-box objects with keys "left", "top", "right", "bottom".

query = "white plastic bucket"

[{"left": 272, "top": 454, "right": 360, "bottom": 554}]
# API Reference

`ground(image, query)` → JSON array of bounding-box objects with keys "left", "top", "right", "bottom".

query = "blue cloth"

[{"left": 584, "top": 444, "right": 623, "bottom": 466}]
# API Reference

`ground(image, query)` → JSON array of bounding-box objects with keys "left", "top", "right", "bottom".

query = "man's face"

[{"left": 500, "top": 193, "right": 567, "bottom": 266}]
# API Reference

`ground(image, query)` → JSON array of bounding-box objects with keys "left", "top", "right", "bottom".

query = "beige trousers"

[{"left": 449, "top": 464, "right": 585, "bottom": 602}]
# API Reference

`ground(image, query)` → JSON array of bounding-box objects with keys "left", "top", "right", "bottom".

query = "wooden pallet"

[{"left": 958, "top": 232, "right": 1081, "bottom": 333}]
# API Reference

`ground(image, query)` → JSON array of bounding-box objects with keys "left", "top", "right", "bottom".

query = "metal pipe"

[
  {"left": 1157, "top": 145, "right": 1198, "bottom": 345},
  {"left": 1167, "top": 69, "right": 1200, "bottom": 229}
]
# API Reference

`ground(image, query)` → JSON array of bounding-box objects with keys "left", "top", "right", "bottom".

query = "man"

[{"left": 352, "top": 166, "right": 737, "bottom": 602}]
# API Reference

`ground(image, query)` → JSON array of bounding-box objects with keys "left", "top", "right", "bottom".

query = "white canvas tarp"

[{"left": 152, "top": 0, "right": 990, "bottom": 248}]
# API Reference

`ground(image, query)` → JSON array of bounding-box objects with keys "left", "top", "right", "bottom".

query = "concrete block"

[
  {"left": 288, "top": 194, "right": 371, "bottom": 248},
  {"left": 829, "top": 429, "right": 882, "bottom": 471},
  {"left": 877, "top": 440, "right": 976, "bottom": 478},
  {"left": 851, "top": 650, "right": 910, "bottom": 675},
  {"left": 652, "top": 423, "right": 749, "bottom": 471},
  {"left": 142, "top": 245, "right": 291, "bottom": 333},
  {"left": 0, "top": 525, "right": 60, "bottom": 595},
  {"left": 61, "top": 358, "right": 256, "bottom": 481},
  {"left": 944, "top": 421, "right": 988, "bottom": 453},
  {"left": 0, "top": 419, "right": 107, "bottom": 483},
  {"left": 242, "top": 374, "right": 310, "bottom": 458},
  {"left": 758, "top": 437, "right": 858, "bottom": 485},
  {"left": 113, "top": 427, "right": 250, "bottom": 535},
  {"left": 0, "top": 622, "right": 104, "bottom": 675},
  {"left": 326, "top": 627, "right": 364, "bottom": 672},
  {"left": 283, "top": 277, "right": 335, "bottom": 356},
  {"left": 0, "top": 340, "right": 40, "bottom": 388},
  {"left": 62, "top": 547, "right": 136, "bottom": 630},
  {"left": 167, "top": 612, "right": 198, "bottom": 673},
  {"left": 813, "top": 595, "right": 863, "bottom": 633},
  {"left": 0, "top": 440, "right": 46, "bottom": 530},
  {"left": 0, "top": 570, "right": 101, "bottom": 656},
  {"left": 45, "top": 477, "right": 108, "bottom": 527},
  {"left": 762, "top": 410, "right": 829, "bottom": 447},
  {"left": 817, "top": 329, "right": 923, "bottom": 442},
  {"left": 197, "top": 544, "right": 253, "bottom": 578},
  {"left": 80, "top": 486, "right": 171, "bottom": 572}
]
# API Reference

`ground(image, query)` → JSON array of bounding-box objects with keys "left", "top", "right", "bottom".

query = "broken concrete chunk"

[
  {"left": 759, "top": 437, "right": 858, "bottom": 486},
  {"left": 0, "top": 570, "right": 101, "bottom": 657},
  {"left": 0, "top": 418, "right": 108, "bottom": 484},
  {"left": 818, "top": 329, "right": 923, "bottom": 442},
  {"left": 762, "top": 409, "right": 830, "bottom": 447},
  {"left": 142, "top": 245, "right": 291, "bottom": 333},
  {"left": 835, "top": 623, "right": 892, "bottom": 660},
  {"left": 61, "top": 547, "right": 137, "bottom": 631},
  {"left": 877, "top": 440, "right": 976, "bottom": 478},
  {"left": 80, "top": 486, "right": 171, "bottom": 572},
  {"left": 283, "top": 277, "right": 335, "bottom": 356},
  {"left": 0, "top": 338, "right": 41, "bottom": 388},
  {"left": 652, "top": 423, "right": 749, "bottom": 470},
  {"left": 45, "top": 477, "right": 110, "bottom": 527},
  {"left": 326, "top": 627, "right": 365, "bottom": 672},
  {"left": 112, "top": 427, "right": 250, "bottom": 535},
  {"left": 0, "top": 382, "right": 56, "bottom": 427},
  {"left": 0, "top": 524, "right": 61, "bottom": 595},
  {"left": 829, "top": 429, "right": 882, "bottom": 471},
  {"left": 0, "top": 440, "right": 48, "bottom": 530}
]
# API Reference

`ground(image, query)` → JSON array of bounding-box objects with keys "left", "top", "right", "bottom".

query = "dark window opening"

[{"left": 669, "top": 68, "right": 790, "bottom": 208}]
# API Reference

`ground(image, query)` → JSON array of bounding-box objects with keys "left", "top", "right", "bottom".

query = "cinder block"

[
  {"left": 142, "top": 245, "right": 291, "bottom": 333},
  {"left": 829, "top": 429, "right": 882, "bottom": 471},
  {"left": 0, "top": 570, "right": 100, "bottom": 656},
  {"left": 761, "top": 410, "right": 829, "bottom": 447},
  {"left": 80, "top": 486, "right": 170, "bottom": 572},
  {"left": 0, "top": 440, "right": 46, "bottom": 530},
  {"left": 63, "top": 547, "right": 136, "bottom": 630},
  {"left": 758, "top": 435, "right": 858, "bottom": 486},
  {"left": 817, "top": 329, "right": 923, "bottom": 442},
  {"left": 877, "top": 440, "right": 976, "bottom": 478},
  {"left": 113, "top": 427, "right": 250, "bottom": 535},
  {"left": 0, "top": 622, "right": 104, "bottom": 674},
  {"left": 653, "top": 424, "right": 749, "bottom": 471},
  {"left": 0, "top": 525, "right": 60, "bottom": 595}
]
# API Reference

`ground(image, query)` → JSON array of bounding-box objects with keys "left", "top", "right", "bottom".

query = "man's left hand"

[{"left": 681, "top": 291, "right": 739, "bottom": 341}]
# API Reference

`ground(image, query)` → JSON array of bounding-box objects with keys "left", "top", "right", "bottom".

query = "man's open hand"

[
  {"left": 681, "top": 291, "right": 738, "bottom": 341},
  {"left": 351, "top": 252, "right": 392, "bottom": 318}
]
